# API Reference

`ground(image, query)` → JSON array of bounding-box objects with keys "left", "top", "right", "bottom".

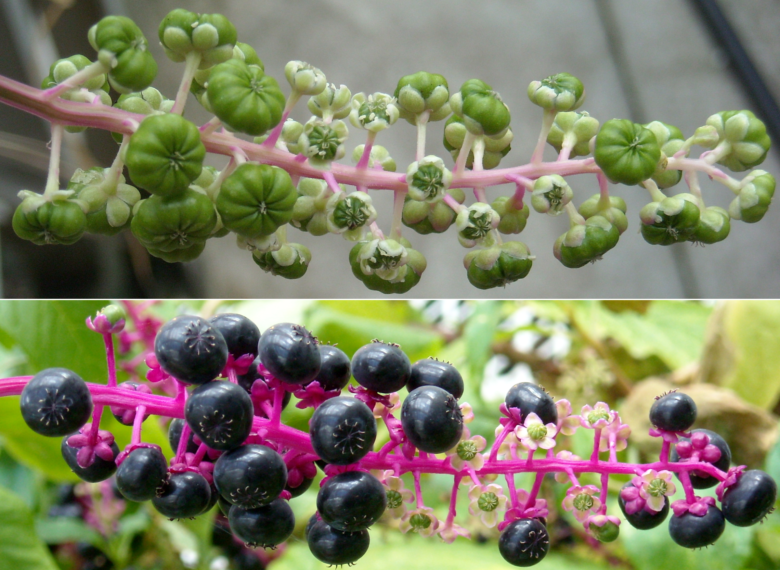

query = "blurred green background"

[{"left": 0, "top": 299, "right": 778, "bottom": 570}]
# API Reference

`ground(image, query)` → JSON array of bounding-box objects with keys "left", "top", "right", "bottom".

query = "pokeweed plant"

[
  {"left": 1, "top": 302, "right": 776, "bottom": 567},
  {"left": 0, "top": 9, "right": 774, "bottom": 292}
]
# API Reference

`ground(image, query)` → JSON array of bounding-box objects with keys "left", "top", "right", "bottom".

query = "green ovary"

[{"left": 573, "top": 493, "right": 594, "bottom": 512}]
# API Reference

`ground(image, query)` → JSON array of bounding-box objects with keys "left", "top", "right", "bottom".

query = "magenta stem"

[
  {"left": 103, "top": 333, "right": 117, "bottom": 389},
  {"left": 271, "top": 385, "right": 285, "bottom": 427},
  {"left": 489, "top": 423, "right": 513, "bottom": 462},
  {"left": 227, "top": 366, "right": 238, "bottom": 385},
  {"left": 413, "top": 471, "right": 424, "bottom": 508},
  {"left": 590, "top": 428, "right": 602, "bottom": 463},
  {"left": 445, "top": 473, "right": 463, "bottom": 525},
  {"left": 190, "top": 443, "right": 209, "bottom": 466},
  {"left": 505, "top": 473, "right": 519, "bottom": 508},
  {"left": 130, "top": 405, "right": 146, "bottom": 445},
  {"left": 525, "top": 472, "right": 544, "bottom": 508},
  {"left": 356, "top": 131, "right": 377, "bottom": 170},
  {"left": 598, "top": 472, "right": 609, "bottom": 514},
  {"left": 88, "top": 405, "right": 104, "bottom": 444},
  {"left": 678, "top": 469, "right": 697, "bottom": 503},
  {"left": 660, "top": 440, "right": 671, "bottom": 464}
]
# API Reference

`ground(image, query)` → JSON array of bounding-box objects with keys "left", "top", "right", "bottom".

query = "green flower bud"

[
  {"left": 639, "top": 194, "right": 701, "bottom": 245},
  {"left": 691, "top": 125, "right": 719, "bottom": 149},
  {"left": 98, "top": 304, "right": 127, "bottom": 328},
  {"left": 285, "top": 60, "right": 327, "bottom": 96},
  {"left": 406, "top": 156, "right": 452, "bottom": 202},
  {"left": 356, "top": 239, "right": 409, "bottom": 283},
  {"left": 308, "top": 83, "right": 352, "bottom": 120},
  {"left": 328, "top": 191, "right": 377, "bottom": 238},
  {"left": 553, "top": 215, "right": 620, "bottom": 268},
  {"left": 527, "top": 73, "right": 585, "bottom": 111},
  {"left": 349, "top": 92, "right": 400, "bottom": 133},
  {"left": 594, "top": 119, "right": 661, "bottom": 185},
  {"left": 403, "top": 188, "right": 465, "bottom": 234},
  {"left": 349, "top": 239, "right": 425, "bottom": 294},
  {"left": 290, "top": 178, "right": 336, "bottom": 235},
  {"left": 492, "top": 195, "right": 530, "bottom": 234},
  {"left": 705, "top": 110, "right": 771, "bottom": 172},
  {"left": 13, "top": 195, "right": 87, "bottom": 246},
  {"left": 68, "top": 167, "right": 141, "bottom": 235},
  {"left": 253, "top": 243, "right": 311, "bottom": 279},
  {"left": 728, "top": 170, "right": 775, "bottom": 223},
  {"left": 590, "top": 521, "right": 620, "bottom": 543},
  {"left": 88, "top": 15, "right": 157, "bottom": 93},
  {"left": 42, "top": 55, "right": 111, "bottom": 132},
  {"left": 454, "top": 79, "right": 511, "bottom": 137},
  {"left": 464, "top": 241, "right": 533, "bottom": 289},
  {"left": 456, "top": 203, "right": 500, "bottom": 247},
  {"left": 644, "top": 121, "right": 684, "bottom": 148},
  {"left": 116, "top": 87, "right": 174, "bottom": 116},
  {"left": 578, "top": 194, "right": 628, "bottom": 234},
  {"left": 351, "top": 145, "right": 396, "bottom": 171},
  {"left": 692, "top": 206, "right": 730, "bottom": 244},
  {"left": 298, "top": 118, "right": 349, "bottom": 169},
  {"left": 547, "top": 111, "right": 599, "bottom": 157},
  {"left": 531, "top": 174, "right": 573, "bottom": 215},
  {"left": 236, "top": 233, "right": 280, "bottom": 254},
  {"left": 158, "top": 9, "right": 237, "bottom": 67},
  {"left": 443, "top": 115, "right": 512, "bottom": 169},
  {"left": 394, "top": 71, "right": 450, "bottom": 122}
]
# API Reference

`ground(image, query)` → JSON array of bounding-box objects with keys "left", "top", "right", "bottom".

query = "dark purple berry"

[
  {"left": 317, "top": 471, "right": 386, "bottom": 532},
  {"left": 257, "top": 323, "right": 320, "bottom": 385},
  {"left": 201, "top": 482, "right": 220, "bottom": 514},
  {"left": 401, "top": 385, "right": 463, "bottom": 453},
  {"left": 351, "top": 341, "right": 410, "bottom": 393},
  {"left": 209, "top": 313, "right": 261, "bottom": 358},
  {"left": 213, "top": 444, "right": 288, "bottom": 509},
  {"left": 286, "top": 474, "right": 314, "bottom": 498},
  {"left": 671, "top": 429, "right": 731, "bottom": 489},
  {"left": 505, "top": 383, "right": 557, "bottom": 425},
  {"left": 21, "top": 368, "right": 93, "bottom": 437},
  {"left": 311, "top": 345, "right": 351, "bottom": 391},
  {"left": 116, "top": 447, "right": 169, "bottom": 502},
  {"left": 154, "top": 315, "right": 228, "bottom": 385},
  {"left": 407, "top": 358, "right": 464, "bottom": 399},
  {"left": 307, "top": 515, "right": 370, "bottom": 566},
  {"left": 168, "top": 418, "right": 199, "bottom": 455},
  {"left": 185, "top": 380, "right": 253, "bottom": 451},
  {"left": 722, "top": 469, "right": 777, "bottom": 526},
  {"left": 232, "top": 551, "right": 265, "bottom": 570},
  {"left": 61, "top": 436, "right": 119, "bottom": 482},
  {"left": 617, "top": 482, "right": 669, "bottom": 529},
  {"left": 110, "top": 381, "right": 151, "bottom": 426},
  {"left": 499, "top": 518, "right": 550, "bottom": 567},
  {"left": 228, "top": 498, "right": 295, "bottom": 548},
  {"left": 668, "top": 505, "right": 725, "bottom": 548},
  {"left": 649, "top": 391, "right": 697, "bottom": 432},
  {"left": 152, "top": 471, "right": 212, "bottom": 519},
  {"left": 310, "top": 397, "right": 377, "bottom": 465},
  {"left": 218, "top": 494, "right": 233, "bottom": 516}
]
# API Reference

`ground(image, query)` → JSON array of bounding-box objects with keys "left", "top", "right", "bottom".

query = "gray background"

[{"left": 1, "top": 0, "right": 779, "bottom": 298}]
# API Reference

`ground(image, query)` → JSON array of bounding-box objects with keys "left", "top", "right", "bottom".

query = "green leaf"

[
  {"left": 463, "top": 301, "right": 504, "bottom": 382},
  {"left": 0, "top": 485, "right": 59, "bottom": 570},
  {"left": 35, "top": 516, "right": 103, "bottom": 547}
]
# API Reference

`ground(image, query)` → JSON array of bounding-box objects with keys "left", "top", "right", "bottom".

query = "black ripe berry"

[
  {"left": 649, "top": 391, "right": 697, "bottom": 432},
  {"left": 307, "top": 515, "right": 370, "bottom": 566},
  {"left": 20, "top": 368, "right": 93, "bottom": 437},
  {"left": 61, "top": 436, "right": 118, "bottom": 482},
  {"left": 352, "top": 341, "right": 411, "bottom": 393},
  {"left": 668, "top": 505, "right": 725, "bottom": 549},
  {"left": 154, "top": 315, "right": 228, "bottom": 385},
  {"left": 505, "top": 383, "right": 557, "bottom": 425},
  {"left": 152, "top": 471, "right": 212, "bottom": 520},
  {"left": 168, "top": 418, "right": 199, "bottom": 455},
  {"left": 401, "top": 385, "right": 463, "bottom": 454},
  {"left": 185, "top": 380, "right": 253, "bottom": 451},
  {"left": 209, "top": 313, "right": 261, "bottom": 358},
  {"left": 618, "top": 482, "right": 669, "bottom": 529},
  {"left": 407, "top": 358, "right": 464, "bottom": 399},
  {"left": 228, "top": 498, "right": 295, "bottom": 548},
  {"left": 213, "top": 444, "right": 288, "bottom": 509},
  {"left": 499, "top": 518, "right": 550, "bottom": 567},
  {"left": 310, "top": 397, "right": 377, "bottom": 465},
  {"left": 317, "top": 471, "right": 386, "bottom": 532},
  {"left": 116, "top": 447, "right": 169, "bottom": 502},
  {"left": 258, "top": 323, "right": 320, "bottom": 385},
  {"left": 670, "top": 429, "right": 731, "bottom": 489},
  {"left": 311, "top": 345, "right": 352, "bottom": 391},
  {"left": 286, "top": 474, "right": 314, "bottom": 498},
  {"left": 722, "top": 469, "right": 778, "bottom": 526}
]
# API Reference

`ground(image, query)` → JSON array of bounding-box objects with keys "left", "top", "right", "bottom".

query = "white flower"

[
  {"left": 638, "top": 469, "right": 676, "bottom": 512},
  {"left": 399, "top": 506, "right": 439, "bottom": 537},
  {"left": 514, "top": 412, "right": 557, "bottom": 451},
  {"left": 468, "top": 483, "right": 507, "bottom": 527},
  {"left": 445, "top": 427, "right": 486, "bottom": 471},
  {"left": 579, "top": 402, "right": 616, "bottom": 429},
  {"left": 380, "top": 470, "right": 414, "bottom": 518}
]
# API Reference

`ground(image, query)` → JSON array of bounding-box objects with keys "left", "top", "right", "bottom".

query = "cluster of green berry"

[{"left": 4, "top": 9, "right": 774, "bottom": 292}]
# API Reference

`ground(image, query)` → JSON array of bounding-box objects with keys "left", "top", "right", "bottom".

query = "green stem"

[
  {"left": 415, "top": 110, "right": 430, "bottom": 162},
  {"left": 641, "top": 178, "right": 667, "bottom": 203},
  {"left": 42, "top": 61, "right": 107, "bottom": 100},
  {"left": 564, "top": 201, "right": 586, "bottom": 228},
  {"left": 454, "top": 131, "right": 477, "bottom": 174},
  {"left": 684, "top": 170, "right": 705, "bottom": 209},
  {"left": 531, "top": 109, "right": 556, "bottom": 164},
  {"left": 356, "top": 131, "right": 378, "bottom": 170},
  {"left": 389, "top": 188, "right": 405, "bottom": 241},
  {"left": 171, "top": 51, "right": 203, "bottom": 115},
  {"left": 471, "top": 137, "right": 487, "bottom": 203},
  {"left": 42, "top": 123, "right": 64, "bottom": 198},
  {"left": 104, "top": 136, "right": 130, "bottom": 187}
]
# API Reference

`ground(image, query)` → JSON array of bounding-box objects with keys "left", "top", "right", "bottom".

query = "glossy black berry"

[
  {"left": 217, "top": 494, "right": 232, "bottom": 516},
  {"left": 168, "top": 418, "right": 199, "bottom": 455},
  {"left": 228, "top": 498, "right": 295, "bottom": 548},
  {"left": 110, "top": 381, "right": 151, "bottom": 426},
  {"left": 722, "top": 469, "right": 777, "bottom": 526},
  {"left": 258, "top": 323, "right": 320, "bottom": 385},
  {"left": 401, "top": 386, "right": 463, "bottom": 453},
  {"left": 312, "top": 345, "right": 352, "bottom": 391},
  {"left": 201, "top": 482, "right": 219, "bottom": 514},
  {"left": 317, "top": 471, "right": 386, "bottom": 532},
  {"left": 61, "top": 436, "right": 119, "bottom": 482},
  {"left": 20, "top": 368, "right": 93, "bottom": 437},
  {"left": 505, "top": 383, "right": 557, "bottom": 425},
  {"left": 209, "top": 313, "right": 261, "bottom": 358},
  {"left": 668, "top": 505, "right": 725, "bottom": 548},
  {"left": 670, "top": 429, "right": 731, "bottom": 489},
  {"left": 152, "top": 471, "right": 212, "bottom": 519},
  {"left": 618, "top": 482, "right": 669, "bottom": 529},
  {"left": 185, "top": 380, "right": 253, "bottom": 451},
  {"left": 232, "top": 551, "right": 265, "bottom": 570},
  {"left": 213, "top": 444, "right": 288, "bottom": 509},
  {"left": 310, "top": 397, "right": 377, "bottom": 465},
  {"left": 286, "top": 474, "right": 314, "bottom": 498},
  {"left": 407, "top": 358, "right": 464, "bottom": 399},
  {"left": 116, "top": 447, "right": 169, "bottom": 502},
  {"left": 154, "top": 315, "right": 228, "bottom": 385},
  {"left": 307, "top": 515, "right": 370, "bottom": 566},
  {"left": 649, "top": 391, "right": 697, "bottom": 432},
  {"left": 352, "top": 341, "right": 410, "bottom": 393},
  {"left": 499, "top": 518, "right": 550, "bottom": 567}
]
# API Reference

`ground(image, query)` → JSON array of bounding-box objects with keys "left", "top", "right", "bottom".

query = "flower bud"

[
  {"left": 285, "top": 60, "right": 327, "bottom": 96},
  {"left": 527, "top": 73, "right": 585, "bottom": 111}
]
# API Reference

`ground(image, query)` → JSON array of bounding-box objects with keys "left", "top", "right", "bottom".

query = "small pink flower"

[
  {"left": 555, "top": 399, "right": 580, "bottom": 436},
  {"left": 671, "top": 495, "right": 716, "bottom": 517},
  {"left": 554, "top": 450, "right": 581, "bottom": 484},
  {"left": 380, "top": 471, "right": 414, "bottom": 518},
  {"left": 637, "top": 469, "right": 676, "bottom": 512},
  {"left": 585, "top": 513, "right": 621, "bottom": 531},
  {"left": 293, "top": 381, "right": 341, "bottom": 409},
  {"left": 399, "top": 506, "right": 439, "bottom": 537},
  {"left": 145, "top": 353, "right": 171, "bottom": 383},
  {"left": 515, "top": 412, "right": 557, "bottom": 451},
  {"left": 515, "top": 488, "right": 549, "bottom": 519},
  {"left": 438, "top": 521, "right": 471, "bottom": 543},
  {"left": 579, "top": 402, "right": 616, "bottom": 430},
  {"left": 468, "top": 483, "right": 508, "bottom": 527},
  {"left": 620, "top": 482, "right": 647, "bottom": 515},
  {"left": 67, "top": 426, "right": 115, "bottom": 469},
  {"left": 460, "top": 401, "right": 475, "bottom": 424},
  {"left": 716, "top": 466, "right": 746, "bottom": 502},
  {"left": 86, "top": 313, "right": 125, "bottom": 335},
  {"left": 599, "top": 414, "right": 631, "bottom": 452},
  {"left": 372, "top": 391, "right": 401, "bottom": 417},
  {"left": 446, "top": 427, "right": 486, "bottom": 471},
  {"left": 562, "top": 485, "right": 602, "bottom": 522}
]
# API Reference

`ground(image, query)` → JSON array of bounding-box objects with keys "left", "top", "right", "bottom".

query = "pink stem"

[
  {"left": 271, "top": 384, "right": 285, "bottom": 427},
  {"left": 660, "top": 440, "right": 671, "bottom": 464},
  {"left": 414, "top": 471, "right": 424, "bottom": 508},
  {"left": 262, "top": 110, "right": 292, "bottom": 149},
  {"left": 445, "top": 473, "right": 463, "bottom": 525},
  {"left": 505, "top": 473, "right": 519, "bottom": 508},
  {"left": 525, "top": 472, "right": 544, "bottom": 508},
  {"left": 190, "top": 443, "right": 209, "bottom": 466},
  {"left": 590, "top": 428, "right": 602, "bottom": 463},
  {"left": 678, "top": 469, "right": 697, "bottom": 503},
  {"left": 130, "top": 405, "right": 146, "bottom": 445},
  {"left": 103, "top": 333, "right": 117, "bottom": 389}
]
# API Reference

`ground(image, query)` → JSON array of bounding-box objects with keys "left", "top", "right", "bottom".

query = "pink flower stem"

[
  {"left": 590, "top": 428, "right": 602, "bottom": 463},
  {"left": 598, "top": 472, "right": 609, "bottom": 514},
  {"left": 525, "top": 471, "right": 544, "bottom": 508},
  {"left": 322, "top": 171, "right": 344, "bottom": 196},
  {"left": 468, "top": 467, "right": 482, "bottom": 487},
  {"left": 489, "top": 423, "right": 514, "bottom": 462},
  {"left": 102, "top": 332, "right": 117, "bottom": 389},
  {"left": 660, "top": 440, "right": 671, "bottom": 464},
  {"left": 505, "top": 473, "right": 519, "bottom": 508},
  {"left": 200, "top": 116, "right": 222, "bottom": 135},
  {"left": 42, "top": 123, "right": 64, "bottom": 197},
  {"left": 389, "top": 188, "right": 405, "bottom": 241},
  {"left": 565, "top": 468, "right": 580, "bottom": 487},
  {"left": 525, "top": 448, "right": 535, "bottom": 469},
  {"left": 678, "top": 469, "right": 697, "bottom": 503},
  {"left": 130, "top": 405, "right": 146, "bottom": 445},
  {"left": 227, "top": 366, "right": 238, "bottom": 385},
  {"left": 88, "top": 404, "right": 104, "bottom": 445},
  {"left": 445, "top": 473, "right": 463, "bottom": 526},
  {"left": 530, "top": 110, "right": 557, "bottom": 164},
  {"left": 270, "top": 384, "right": 285, "bottom": 427},
  {"left": 171, "top": 51, "right": 202, "bottom": 116},
  {"left": 262, "top": 109, "right": 293, "bottom": 149},
  {"left": 557, "top": 145, "right": 572, "bottom": 162},
  {"left": 173, "top": 382, "right": 190, "bottom": 464},
  {"left": 356, "top": 131, "right": 377, "bottom": 170},
  {"left": 413, "top": 471, "right": 424, "bottom": 508},
  {"left": 190, "top": 443, "right": 209, "bottom": 466},
  {"left": 442, "top": 192, "right": 465, "bottom": 214}
]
